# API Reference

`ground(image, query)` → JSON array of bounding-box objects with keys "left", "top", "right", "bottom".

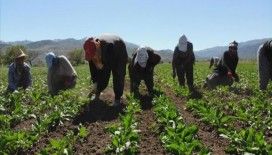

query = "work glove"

[{"left": 227, "top": 71, "right": 233, "bottom": 79}]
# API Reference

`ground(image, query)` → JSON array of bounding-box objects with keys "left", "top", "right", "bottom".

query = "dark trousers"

[
  {"left": 176, "top": 63, "right": 194, "bottom": 90},
  {"left": 129, "top": 67, "right": 154, "bottom": 95},
  {"left": 89, "top": 61, "right": 126, "bottom": 100}
]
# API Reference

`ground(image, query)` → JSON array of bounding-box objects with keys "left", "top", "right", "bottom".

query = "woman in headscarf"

[
  {"left": 257, "top": 40, "right": 272, "bottom": 90},
  {"left": 83, "top": 34, "right": 128, "bottom": 106},
  {"left": 172, "top": 34, "right": 195, "bottom": 92},
  {"left": 45, "top": 52, "right": 77, "bottom": 95},
  {"left": 128, "top": 46, "right": 161, "bottom": 96}
]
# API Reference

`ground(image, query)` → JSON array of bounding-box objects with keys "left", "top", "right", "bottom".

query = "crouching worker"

[
  {"left": 83, "top": 34, "right": 128, "bottom": 106},
  {"left": 258, "top": 40, "right": 272, "bottom": 90},
  {"left": 7, "top": 49, "right": 32, "bottom": 92},
  {"left": 45, "top": 52, "right": 77, "bottom": 95},
  {"left": 220, "top": 41, "right": 239, "bottom": 82},
  {"left": 204, "top": 41, "right": 239, "bottom": 89},
  {"left": 204, "top": 66, "right": 234, "bottom": 89},
  {"left": 128, "top": 47, "right": 161, "bottom": 97}
]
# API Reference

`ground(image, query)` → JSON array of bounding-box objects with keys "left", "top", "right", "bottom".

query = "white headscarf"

[
  {"left": 178, "top": 35, "right": 188, "bottom": 52},
  {"left": 45, "top": 52, "right": 56, "bottom": 69},
  {"left": 134, "top": 47, "right": 149, "bottom": 68}
]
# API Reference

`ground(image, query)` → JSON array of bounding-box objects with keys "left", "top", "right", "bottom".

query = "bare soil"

[{"left": 156, "top": 79, "right": 230, "bottom": 154}]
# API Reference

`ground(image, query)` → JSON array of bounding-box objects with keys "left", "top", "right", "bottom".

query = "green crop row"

[
  {"left": 39, "top": 124, "right": 89, "bottom": 155},
  {"left": 155, "top": 62, "right": 272, "bottom": 154},
  {"left": 106, "top": 95, "right": 141, "bottom": 154},
  {"left": 152, "top": 90, "right": 210, "bottom": 154},
  {"left": 0, "top": 66, "right": 90, "bottom": 154}
]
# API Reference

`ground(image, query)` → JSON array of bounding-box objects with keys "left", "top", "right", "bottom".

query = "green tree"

[
  {"left": 27, "top": 50, "right": 39, "bottom": 66},
  {"left": 4, "top": 45, "right": 27, "bottom": 65},
  {"left": 68, "top": 48, "right": 84, "bottom": 66}
]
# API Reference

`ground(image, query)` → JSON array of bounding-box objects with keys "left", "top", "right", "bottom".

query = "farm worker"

[
  {"left": 83, "top": 34, "right": 128, "bottom": 106},
  {"left": 219, "top": 41, "right": 240, "bottom": 82},
  {"left": 172, "top": 35, "right": 196, "bottom": 92},
  {"left": 203, "top": 66, "right": 234, "bottom": 89},
  {"left": 257, "top": 40, "right": 272, "bottom": 90},
  {"left": 7, "top": 49, "right": 32, "bottom": 92},
  {"left": 45, "top": 52, "right": 77, "bottom": 95},
  {"left": 203, "top": 41, "right": 239, "bottom": 89},
  {"left": 128, "top": 46, "right": 161, "bottom": 96},
  {"left": 209, "top": 56, "right": 220, "bottom": 69}
]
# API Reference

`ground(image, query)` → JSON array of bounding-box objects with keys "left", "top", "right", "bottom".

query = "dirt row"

[
  {"left": 27, "top": 88, "right": 123, "bottom": 154},
  {"left": 22, "top": 77, "right": 230, "bottom": 154},
  {"left": 156, "top": 78, "right": 229, "bottom": 154},
  {"left": 25, "top": 81, "right": 166, "bottom": 154},
  {"left": 136, "top": 94, "right": 166, "bottom": 154}
]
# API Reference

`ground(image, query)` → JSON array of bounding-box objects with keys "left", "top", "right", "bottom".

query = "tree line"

[{"left": 0, "top": 45, "right": 86, "bottom": 66}]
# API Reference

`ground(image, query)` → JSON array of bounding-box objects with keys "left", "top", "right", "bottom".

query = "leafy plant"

[{"left": 106, "top": 95, "right": 141, "bottom": 154}]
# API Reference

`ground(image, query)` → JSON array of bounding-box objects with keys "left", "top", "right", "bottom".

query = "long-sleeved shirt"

[
  {"left": 129, "top": 48, "right": 161, "bottom": 79},
  {"left": 8, "top": 62, "right": 32, "bottom": 91},
  {"left": 220, "top": 51, "right": 239, "bottom": 74},
  {"left": 172, "top": 41, "right": 195, "bottom": 74},
  {"left": 258, "top": 40, "right": 272, "bottom": 90},
  {"left": 47, "top": 55, "right": 77, "bottom": 95}
]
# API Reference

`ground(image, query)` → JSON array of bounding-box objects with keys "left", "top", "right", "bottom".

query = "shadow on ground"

[{"left": 73, "top": 99, "right": 126, "bottom": 124}]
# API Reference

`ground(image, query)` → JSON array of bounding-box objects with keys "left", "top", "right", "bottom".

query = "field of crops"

[{"left": 0, "top": 61, "right": 271, "bottom": 154}]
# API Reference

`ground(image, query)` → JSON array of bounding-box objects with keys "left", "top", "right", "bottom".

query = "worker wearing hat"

[
  {"left": 83, "top": 34, "right": 128, "bottom": 106},
  {"left": 7, "top": 49, "right": 32, "bottom": 92}
]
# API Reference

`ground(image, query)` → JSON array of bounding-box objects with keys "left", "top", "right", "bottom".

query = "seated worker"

[{"left": 7, "top": 49, "right": 32, "bottom": 92}]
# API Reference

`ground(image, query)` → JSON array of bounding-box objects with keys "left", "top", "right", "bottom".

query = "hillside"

[
  {"left": 1, "top": 38, "right": 271, "bottom": 64},
  {"left": 195, "top": 38, "right": 271, "bottom": 59},
  {"left": 0, "top": 39, "right": 173, "bottom": 63}
]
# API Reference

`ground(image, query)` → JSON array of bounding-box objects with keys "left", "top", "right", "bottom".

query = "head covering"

[
  {"left": 229, "top": 40, "right": 238, "bottom": 47},
  {"left": 134, "top": 47, "right": 149, "bottom": 68},
  {"left": 45, "top": 52, "right": 56, "bottom": 68},
  {"left": 178, "top": 35, "right": 188, "bottom": 52},
  {"left": 14, "top": 49, "right": 27, "bottom": 59},
  {"left": 83, "top": 38, "right": 96, "bottom": 61}
]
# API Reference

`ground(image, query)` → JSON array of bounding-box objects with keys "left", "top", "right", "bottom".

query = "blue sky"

[{"left": 0, "top": 0, "right": 271, "bottom": 50}]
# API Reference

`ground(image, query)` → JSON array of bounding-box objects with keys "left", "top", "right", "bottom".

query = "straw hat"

[{"left": 14, "top": 49, "right": 27, "bottom": 59}]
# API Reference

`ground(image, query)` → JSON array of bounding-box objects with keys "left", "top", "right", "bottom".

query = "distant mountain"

[
  {"left": 157, "top": 49, "right": 173, "bottom": 62},
  {"left": 1, "top": 38, "right": 270, "bottom": 64},
  {"left": 195, "top": 38, "right": 271, "bottom": 59},
  {"left": 0, "top": 38, "right": 173, "bottom": 63}
]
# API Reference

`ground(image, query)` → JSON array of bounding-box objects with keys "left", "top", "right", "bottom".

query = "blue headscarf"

[{"left": 45, "top": 52, "right": 56, "bottom": 68}]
